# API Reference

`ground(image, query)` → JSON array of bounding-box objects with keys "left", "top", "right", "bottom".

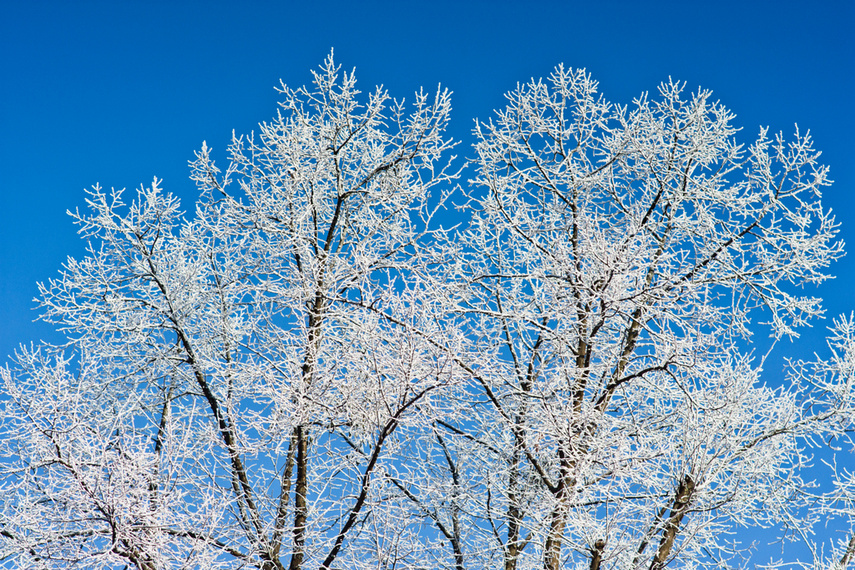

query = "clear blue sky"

[
  {"left": 1, "top": 0, "right": 853, "bottom": 365},
  {"left": 1, "top": 1, "right": 854, "bottom": 562}
]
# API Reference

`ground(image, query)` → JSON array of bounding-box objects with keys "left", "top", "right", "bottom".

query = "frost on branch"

[
  {"left": 2, "top": 54, "right": 460, "bottom": 570},
  {"left": 0, "top": 58, "right": 851, "bottom": 570},
  {"left": 437, "top": 66, "right": 845, "bottom": 570}
]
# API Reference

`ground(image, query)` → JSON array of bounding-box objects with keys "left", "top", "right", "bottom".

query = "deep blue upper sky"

[{"left": 1, "top": 1, "right": 853, "bottom": 363}]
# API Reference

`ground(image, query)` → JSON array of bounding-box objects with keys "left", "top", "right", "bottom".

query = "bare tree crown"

[{"left": 1, "top": 55, "right": 852, "bottom": 570}]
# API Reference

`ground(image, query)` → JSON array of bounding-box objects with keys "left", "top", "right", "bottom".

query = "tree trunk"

[
  {"left": 543, "top": 502, "right": 567, "bottom": 570},
  {"left": 289, "top": 425, "right": 309, "bottom": 570},
  {"left": 543, "top": 452, "right": 572, "bottom": 570}
]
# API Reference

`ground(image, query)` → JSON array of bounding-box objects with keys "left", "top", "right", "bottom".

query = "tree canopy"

[{"left": 1, "top": 55, "right": 853, "bottom": 570}]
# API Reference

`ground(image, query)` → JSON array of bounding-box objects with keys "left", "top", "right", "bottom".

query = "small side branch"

[{"left": 839, "top": 532, "right": 855, "bottom": 569}]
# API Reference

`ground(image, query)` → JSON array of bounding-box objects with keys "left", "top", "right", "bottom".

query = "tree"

[
  {"left": 0, "top": 56, "right": 852, "bottom": 570},
  {"left": 433, "top": 67, "right": 848, "bottom": 570}
]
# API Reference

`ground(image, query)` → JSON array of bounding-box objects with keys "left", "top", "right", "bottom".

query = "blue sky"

[
  {"left": 1, "top": 0, "right": 853, "bottom": 365},
  {"left": 0, "top": 1, "right": 854, "bottom": 563}
]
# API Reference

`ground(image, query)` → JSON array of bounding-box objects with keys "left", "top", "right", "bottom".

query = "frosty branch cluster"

[{"left": 1, "top": 55, "right": 852, "bottom": 570}]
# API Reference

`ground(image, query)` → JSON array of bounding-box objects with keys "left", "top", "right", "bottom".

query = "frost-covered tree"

[
  {"left": 421, "top": 67, "right": 849, "bottom": 570},
  {"left": 1, "top": 56, "right": 852, "bottom": 570},
  {"left": 1, "top": 54, "right": 459, "bottom": 570}
]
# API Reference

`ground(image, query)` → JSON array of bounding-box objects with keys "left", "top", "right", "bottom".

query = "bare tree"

[
  {"left": 1, "top": 54, "right": 458, "bottom": 570},
  {"left": 1, "top": 57, "right": 852, "bottom": 570},
  {"left": 428, "top": 66, "right": 848, "bottom": 570}
]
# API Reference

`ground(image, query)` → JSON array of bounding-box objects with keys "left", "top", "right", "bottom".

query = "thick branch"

[{"left": 650, "top": 475, "right": 695, "bottom": 570}]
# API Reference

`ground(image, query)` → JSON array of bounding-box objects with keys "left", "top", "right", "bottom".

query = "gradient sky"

[
  {"left": 1, "top": 1, "right": 853, "bottom": 365},
  {"left": 1, "top": 0, "right": 855, "bottom": 561}
]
